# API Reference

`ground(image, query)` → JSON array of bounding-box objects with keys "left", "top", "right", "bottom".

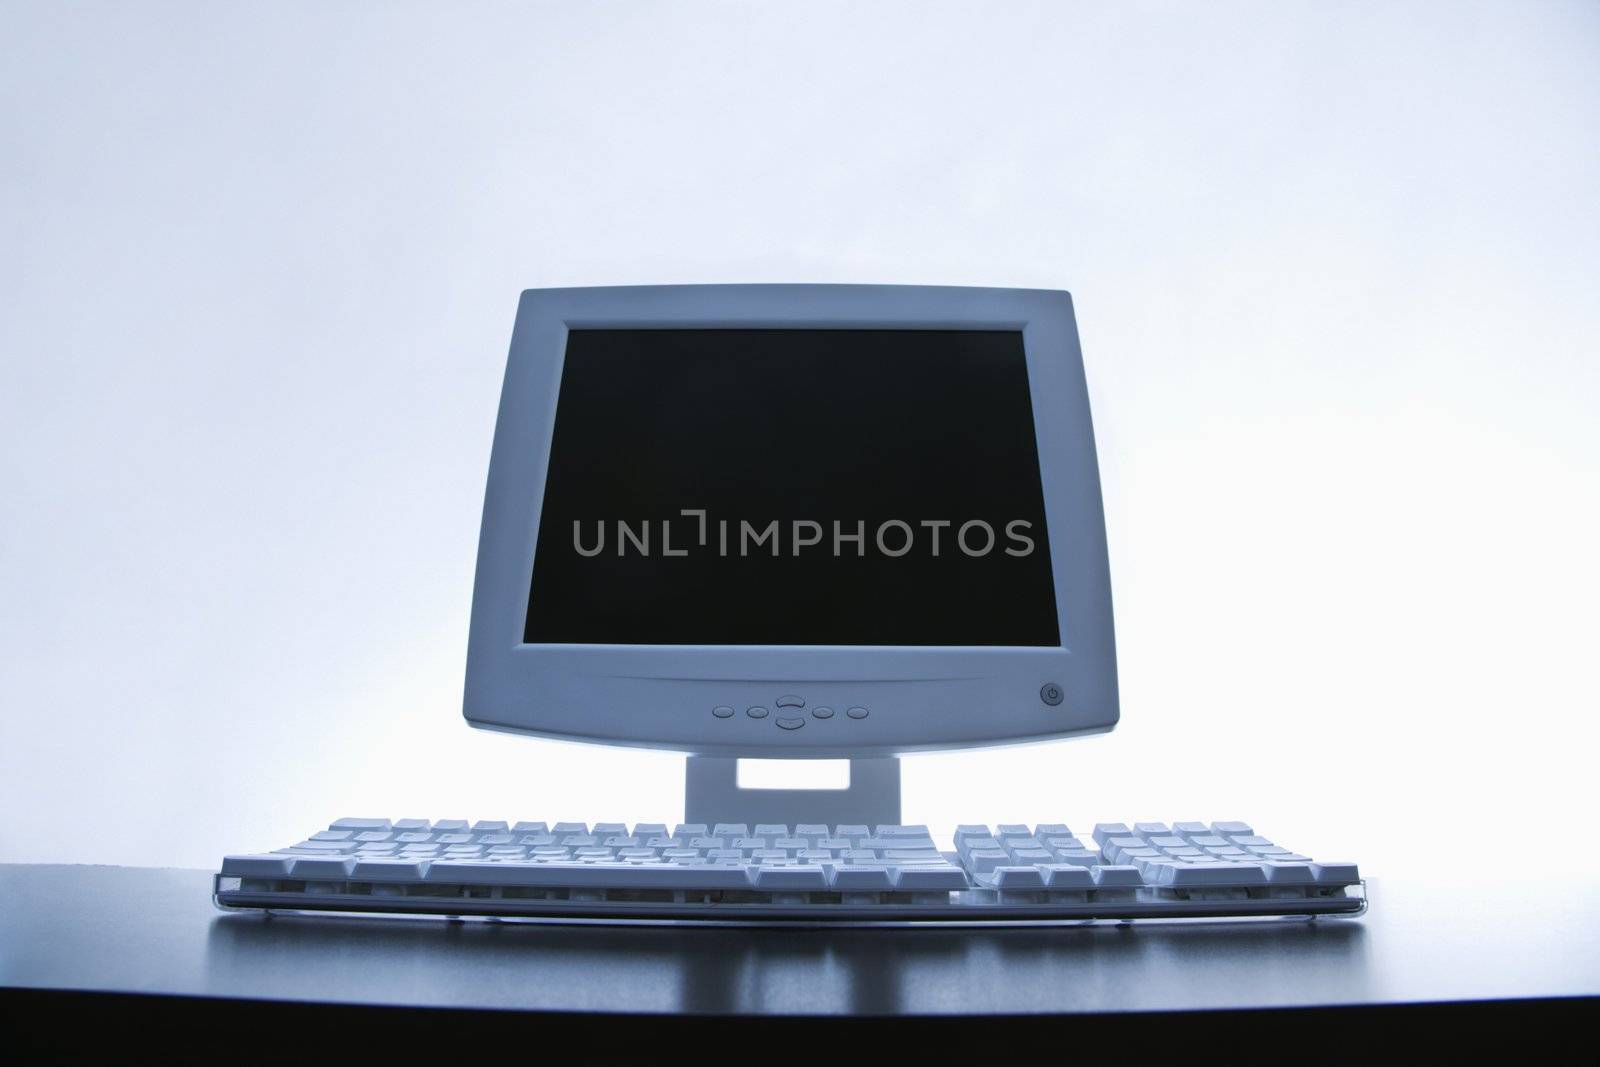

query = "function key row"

[{"left": 1090, "top": 821, "right": 1254, "bottom": 844}]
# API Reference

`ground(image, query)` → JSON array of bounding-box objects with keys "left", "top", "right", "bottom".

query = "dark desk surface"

[{"left": 2, "top": 863, "right": 1596, "bottom": 1017}]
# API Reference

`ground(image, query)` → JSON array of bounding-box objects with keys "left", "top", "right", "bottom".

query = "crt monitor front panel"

[{"left": 463, "top": 285, "right": 1118, "bottom": 755}]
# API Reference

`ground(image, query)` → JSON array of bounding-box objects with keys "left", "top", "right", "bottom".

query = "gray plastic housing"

[{"left": 463, "top": 285, "right": 1118, "bottom": 757}]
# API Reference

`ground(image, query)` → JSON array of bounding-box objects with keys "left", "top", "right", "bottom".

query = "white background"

[{"left": 3, "top": 1, "right": 1596, "bottom": 877}]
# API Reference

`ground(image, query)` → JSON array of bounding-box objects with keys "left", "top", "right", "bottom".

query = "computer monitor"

[{"left": 464, "top": 285, "right": 1118, "bottom": 794}]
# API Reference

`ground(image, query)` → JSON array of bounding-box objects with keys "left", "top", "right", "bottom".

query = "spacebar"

[{"left": 423, "top": 861, "right": 755, "bottom": 889}]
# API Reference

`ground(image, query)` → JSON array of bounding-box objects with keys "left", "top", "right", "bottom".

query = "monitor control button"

[
  {"left": 1040, "top": 683, "right": 1064, "bottom": 706},
  {"left": 776, "top": 716, "right": 806, "bottom": 731},
  {"left": 811, "top": 706, "right": 835, "bottom": 719},
  {"left": 712, "top": 705, "right": 735, "bottom": 719},
  {"left": 775, "top": 694, "right": 805, "bottom": 708},
  {"left": 846, "top": 706, "right": 869, "bottom": 720},
  {"left": 746, "top": 706, "right": 769, "bottom": 719}
]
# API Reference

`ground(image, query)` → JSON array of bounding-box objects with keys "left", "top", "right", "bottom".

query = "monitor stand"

[{"left": 684, "top": 757, "right": 901, "bottom": 827}]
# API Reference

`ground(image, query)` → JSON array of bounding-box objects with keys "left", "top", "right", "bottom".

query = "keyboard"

[{"left": 215, "top": 819, "right": 1365, "bottom": 924}]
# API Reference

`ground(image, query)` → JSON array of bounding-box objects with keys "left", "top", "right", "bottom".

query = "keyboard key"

[
  {"left": 862, "top": 836, "right": 937, "bottom": 850},
  {"left": 1001, "top": 835, "right": 1045, "bottom": 850},
  {"left": 831, "top": 866, "right": 895, "bottom": 891},
  {"left": 221, "top": 855, "right": 296, "bottom": 878},
  {"left": 283, "top": 841, "right": 355, "bottom": 853},
  {"left": 754, "top": 866, "right": 829, "bottom": 890},
  {"left": 351, "top": 859, "right": 429, "bottom": 881},
  {"left": 989, "top": 866, "right": 1047, "bottom": 889},
  {"left": 291, "top": 857, "right": 355, "bottom": 879},
  {"left": 895, "top": 866, "right": 969, "bottom": 891},
  {"left": 1101, "top": 837, "right": 1146, "bottom": 863},
  {"left": 958, "top": 836, "right": 1002, "bottom": 855},
  {"left": 1262, "top": 862, "right": 1317, "bottom": 884},
  {"left": 1052, "top": 850, "right": 1102, "bottom": 867},
  {"left": 1040, "top": 864, "right": 1095, "bottom": 889},
  {"left": 1312, "top": 862, "right": 1361, "bottom": 886},
  {"left": 1008, "top": 848, "right": 1053, "bottom": 865},
  {"left": 331, "top": 818, "right": 390, "bottom": 831},
  {"left": 965, "top": 849, "right": 1009, "bottom": 874},
  {"left": 1090, "top": 865, "right": 1144, "bottom": 887},
  {"left": 1152, "top": 862, "right": 1267, "bottom": 887},
  {"left": 876, "top": 824, "right": 931, "bottom": 838}
]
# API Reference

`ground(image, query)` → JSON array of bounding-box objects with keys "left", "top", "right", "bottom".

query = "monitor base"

[{"left": 684, "top": 757, "right": 901, "bottom": 827}]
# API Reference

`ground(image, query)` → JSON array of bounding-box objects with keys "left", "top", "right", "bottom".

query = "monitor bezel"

[{"left": 464, "top": 285, "right": 1118, "bottom": 756}]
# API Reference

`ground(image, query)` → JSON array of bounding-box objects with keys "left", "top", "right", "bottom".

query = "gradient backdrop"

[{"left": 3, "top": 2, "right": 1597, "bottom": 880}]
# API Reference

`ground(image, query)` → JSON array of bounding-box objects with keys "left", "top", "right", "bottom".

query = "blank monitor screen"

[{"left": 525, "top": 329, "right": 1060, "bottom": 646}]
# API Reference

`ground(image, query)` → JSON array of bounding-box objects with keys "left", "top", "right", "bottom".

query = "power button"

[{"left": 1040, "top": 683, "right": 1064, "bottom": 706}]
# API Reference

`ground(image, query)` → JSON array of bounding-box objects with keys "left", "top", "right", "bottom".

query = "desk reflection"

[{"left": 205, "top": 913, "right": 1371, "bottom": 1015}]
